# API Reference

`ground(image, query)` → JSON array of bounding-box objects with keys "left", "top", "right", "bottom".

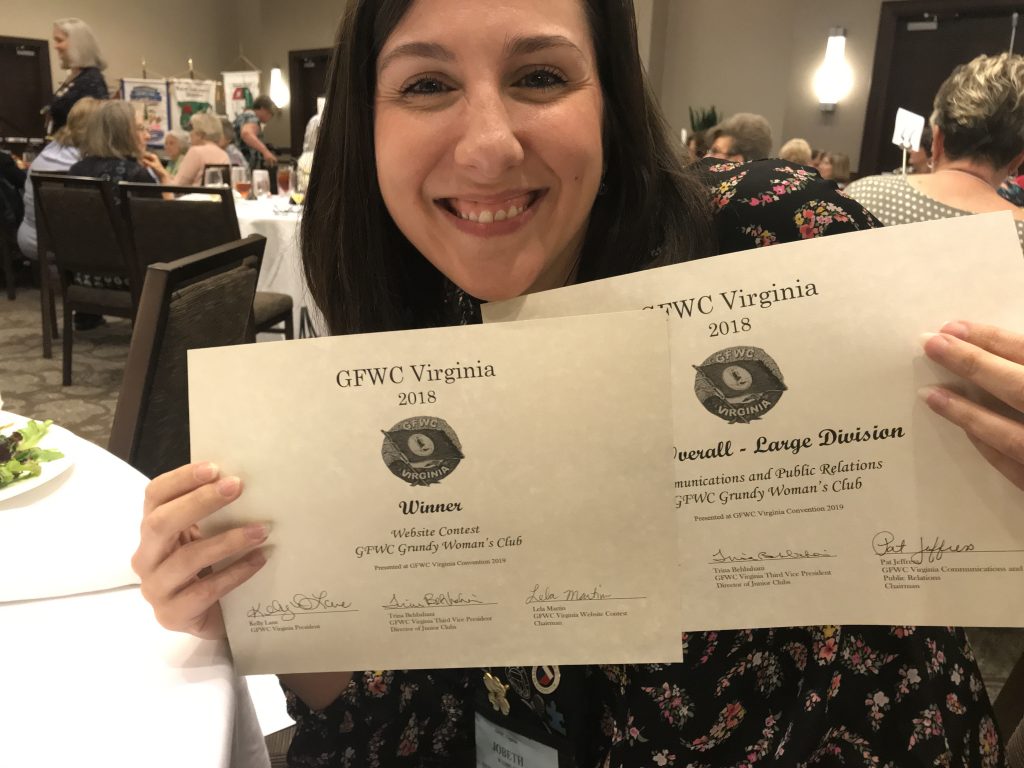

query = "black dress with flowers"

[{"left": 282, "top": 160, "right": 1003, "bottom": 768}]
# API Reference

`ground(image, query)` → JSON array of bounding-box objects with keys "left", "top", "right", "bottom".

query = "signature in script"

[
  {"left": 384, "top": 591, "right": 486, "bottom": 609},
  {"left": 247, "top": 590, "right": 353, "bottom": 621},
  {"left": 871, "top": 531, "right": 976, "bottom": 564},
  {"left": 710, "top": 547, "right": 836, "bottom": 564},
  {"left": 525, "top": 583, "right": 619, "bottom": 604}
]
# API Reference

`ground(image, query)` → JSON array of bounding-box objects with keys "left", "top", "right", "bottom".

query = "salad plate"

[{"left": 0, "top": 419, "right": 74, "bottom": 503}]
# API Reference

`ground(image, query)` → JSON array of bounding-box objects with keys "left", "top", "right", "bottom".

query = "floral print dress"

[{"left": 282, "top": 160, "right": 1002, "bottom": 768}]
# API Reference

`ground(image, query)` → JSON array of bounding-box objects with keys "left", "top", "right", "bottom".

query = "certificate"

[
  {"left": 484, "top": 213, "right": 1024, "bottom": 629},
  {"left": 189, "top": 312, "right": 681, "bottom": 674}
]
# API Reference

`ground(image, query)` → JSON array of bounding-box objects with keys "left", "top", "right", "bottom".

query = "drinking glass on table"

[
  {"left": 203, "top": 166, "right": 228, "bottom": 187},
  {"left": 252, "top": 169, "right": 271, "bottom": 199},
  {"left": 231, "top": 166, "right": 252, "bottom": 199},
  {"left": 276, "top": 163, "right": 294, "bottom": 196}
]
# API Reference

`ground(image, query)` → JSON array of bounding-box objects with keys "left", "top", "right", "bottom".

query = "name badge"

[{"left": 475, "top": 713, "right": 559, "bottom": 768}]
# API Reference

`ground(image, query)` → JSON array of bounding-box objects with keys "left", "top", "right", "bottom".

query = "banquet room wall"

[
  {"left": 13, "top": 0, "right": 885, "bottom": 169},
  {"left": 6, "top": 1, "right": 239, "bottom": 107},
  {"left": 640, "top": 0, "right": 886, "bottom": 172}
]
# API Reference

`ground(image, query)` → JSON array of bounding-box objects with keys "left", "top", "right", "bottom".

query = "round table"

[{"left": 0, "top": 412, "right": 269, "bottom": 767}]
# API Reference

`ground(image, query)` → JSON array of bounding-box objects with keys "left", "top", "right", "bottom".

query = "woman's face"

[
  {"left": 52, "top": 27, "right": 70, "bottom": 68},
  {"left": 165, "top": 134, "right": 182, "bottom": 158},
  {"left": 374, "top": 0, "right": 604, "bottom": 301},
  {"left": 818, "top": 155, "right": 834, "bottom": 179},
  {"left": 134, "top": 117, "right": 150, "bottom": 155}
]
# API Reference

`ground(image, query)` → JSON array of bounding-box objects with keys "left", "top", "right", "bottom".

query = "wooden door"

[
  {"left": 0, "top": 37, "right": 52, "bottom": 140},
  {"left": 288, "top": 48, "right": 332, "bottom": 156},
  {"left": 859, "top": 0, "right": 1024, "bottom": 176}
]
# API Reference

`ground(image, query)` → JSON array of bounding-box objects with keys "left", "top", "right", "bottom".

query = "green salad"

[{"left": 0, "top": 420, "right": 65, "bottom": 490}]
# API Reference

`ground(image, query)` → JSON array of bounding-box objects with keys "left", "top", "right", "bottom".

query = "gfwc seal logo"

[
  {"left": 694, "top": 346, "right": 787, "bottom": 424},
  {"left": 381, "top": 416, "right": 464, "bottom": 486}
]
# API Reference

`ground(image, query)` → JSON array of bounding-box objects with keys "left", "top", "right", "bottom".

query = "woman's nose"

[{"left": 453, "top": 94, "right": 525, "bottom": 179}]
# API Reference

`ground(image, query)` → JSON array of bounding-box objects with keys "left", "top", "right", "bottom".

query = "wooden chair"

[
  {"left": 30, "top": 170, "right": 64, "bottom": 359},
  {"left": 108, "top": 235, "right": 267, "bottom": 478},
  {"left": 0, "top": 178, "right": 23, "bottom": 300},
  {"left": 32, "top": 173, "right": 142, "bottom": 385},
  {"left": 120, "top": 182, "right": 294, "bottom": 339}
]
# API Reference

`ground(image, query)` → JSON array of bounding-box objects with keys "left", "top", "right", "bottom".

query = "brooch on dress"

[{"left": 483, "top": 671, "right": 511, "bottom": 715}]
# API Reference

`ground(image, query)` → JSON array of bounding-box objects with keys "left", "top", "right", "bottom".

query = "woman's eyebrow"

[
  {"left": 504, "top": 34, "right": 585, "bottom": 59},
  {"left": 378, "top": 41, "right": 456, "bottom": 74},
  {"left": 378, "top": 34, "right": 586, "bottom": 75}
]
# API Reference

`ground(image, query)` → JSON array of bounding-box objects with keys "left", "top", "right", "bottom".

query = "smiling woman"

[{"left": 301, "top": 0, "right": 713, "bottom": 333}]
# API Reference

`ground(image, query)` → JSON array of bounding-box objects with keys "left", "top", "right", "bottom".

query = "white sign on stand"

[{"left": 892, "top": 107, "right": 926, "bottom": 174}]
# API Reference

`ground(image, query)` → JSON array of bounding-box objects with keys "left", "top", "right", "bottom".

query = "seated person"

[
  {"left": 18, "top": 96, "right": 101, "bottom": 260},
  {"left": 68, "top": 99, "right": 168, "bottom": 329},
  {"left": 217, "top": 116, "right": 249, "bottom": 168},
  {"left": 818, "top": 150, "right": 851, "bottom": 189},
  {"left": 705, "top": 112, "right": 773, "bottom": 163},
  {"left": 70, "top": 100, "right": 168, "bottom": 185},
  {"left": 163, "top": 130, "right": 189, "bottom": 177},
  {"left": 847, "top": 53, "right": 1024, "bottom": 248},
  {"left": 168, "top": 112, "right": 230, "bottom": 187}
]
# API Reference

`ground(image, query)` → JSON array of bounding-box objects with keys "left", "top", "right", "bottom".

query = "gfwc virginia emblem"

[
  {"left": 694, "top": 346, "right": 787, "bottom": 424},
  {"left": 381, "top": 416, "right": 464, "bottom": 486}
]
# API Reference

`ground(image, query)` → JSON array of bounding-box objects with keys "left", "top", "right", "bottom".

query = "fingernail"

[
  {"left": 245, "top": 523, "right": 268, "bottom": 541},
  {"left": 194, "top": 462, "right": 219, "bottom": 482},
  {"left": 940, "top": 321, "right": 969, "bottom": 340},
  {"left": 918, "top": 385, "right": 948, "bottom": 409},
  {"left": 247, "top": 549, "right": 266, "bottom": 567},
  {"left": 217, "top": 476, "right": 241, "bottom": 497},
  {"left": 920, "top": 332, "right": 950, "bottom": 351}
]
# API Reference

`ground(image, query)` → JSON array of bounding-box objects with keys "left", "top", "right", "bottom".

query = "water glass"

[
  {"left": 203, "top": 167, "right": 228, "bottom": 187},
  {"left": 252, "top": 169, "right": 271, "bottom": 199}
]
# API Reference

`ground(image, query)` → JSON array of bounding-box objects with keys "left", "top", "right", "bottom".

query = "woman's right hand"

[{"left": 131, "top": 462, "right": 268, "bottom": 639}]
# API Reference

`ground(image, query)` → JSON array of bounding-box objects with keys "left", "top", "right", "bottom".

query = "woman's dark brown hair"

[{"left": 302, "top": 0, "right": 713, "bottom": 335}]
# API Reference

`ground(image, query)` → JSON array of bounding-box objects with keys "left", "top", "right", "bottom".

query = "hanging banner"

[
  {"left": 121, "top": 78, "right": 170, "bottom": 148},
  {"left": 222, "top": 71, "right": 262, "bottom": 122},
  {"left": 169, "top": 78, "right": 218, "bottom": 133}
]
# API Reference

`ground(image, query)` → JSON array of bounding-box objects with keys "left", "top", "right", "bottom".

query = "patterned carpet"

[{"left": 0, "top": 286, "right": 131, "bottom": 448}]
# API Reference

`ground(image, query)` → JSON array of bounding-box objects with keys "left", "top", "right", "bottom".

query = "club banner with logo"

[
  {"left": 169, "top": 78, "right": 218, "bottom": 133},
  {"left": 222, "top": 71, "right": 262, "bottom": 122},
  {"left": 121, "top": 78, "right": 170, "bottom": 148}
]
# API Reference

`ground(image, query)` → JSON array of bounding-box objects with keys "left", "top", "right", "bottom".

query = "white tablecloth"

[
  {"left": 235, "top": 198, "right": 324, "bottom": 336},
  {"left": 0, "top": 412, "right": 145, "bottom": 601},
  {"left": 0, "top": 412, "right": 270, "bottom": 768}
]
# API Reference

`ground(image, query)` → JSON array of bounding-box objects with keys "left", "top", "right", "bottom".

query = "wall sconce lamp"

[
  {"left": 813, "top": 27, "right": 853, "bottom": 112},
  {"left": 269, "top": 67, "right": 291, "bottom": 109}
]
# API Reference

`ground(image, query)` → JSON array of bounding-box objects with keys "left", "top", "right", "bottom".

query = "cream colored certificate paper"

[
  {"left": 483, "top": 213, "right": 1024, "bottom": 629},
  {"left": 189, "top": 312, "right": 680, "bottom": 675}
]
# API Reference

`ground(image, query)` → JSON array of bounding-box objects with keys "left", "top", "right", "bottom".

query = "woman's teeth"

[
  {"left": 458, "top": 204, "right": 523, "bottom": 223},
  {"left": 446, "top": 192, "right": 537, "bottom": 224}
]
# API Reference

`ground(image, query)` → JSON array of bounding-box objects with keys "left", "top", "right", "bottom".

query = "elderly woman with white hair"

[
  {"left": 169, "top": 112, "right": 230, "bottom": 187},
  {"left": 47, "top": 18, "right": 109, "bottom": 134},
  {"left": 163, "top": 130, "right": 190, "bottom": 177}
]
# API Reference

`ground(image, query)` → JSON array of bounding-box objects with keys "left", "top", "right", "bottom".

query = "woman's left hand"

[{"left": 921, "top": 320, "right": 1024, "bottom": 491}]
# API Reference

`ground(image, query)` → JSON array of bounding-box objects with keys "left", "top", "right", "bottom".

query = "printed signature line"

[{"left": 381, "top": 602, "right": 500, "bottom": 610}]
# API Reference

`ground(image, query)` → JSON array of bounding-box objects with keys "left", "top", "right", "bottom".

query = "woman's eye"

[
  {"left": 515, "top": 69, "right": 567, "bottom": 90},
  {"left": 401, "top": 78, "right": 452, "bottom": 96}
]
